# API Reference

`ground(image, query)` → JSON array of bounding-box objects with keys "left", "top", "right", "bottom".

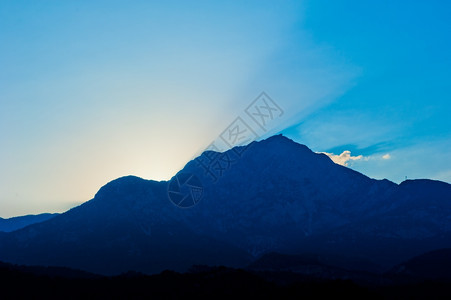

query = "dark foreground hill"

[
  {"left": 2, "top": 256, "right": 451, "bottom": 300},
  {"left": 0, "top": 260, "right": 378, "bottom": 299},
  {"left": 388, "top": 248, "right": 451, "bottom": 281},
  {"left": 0, "top": 135, "right": 450, "bottom": 275}
]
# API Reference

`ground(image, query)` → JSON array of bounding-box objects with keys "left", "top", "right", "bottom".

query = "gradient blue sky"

[{"left": 1, "top": 1, "right": 450, "bottom": 217}]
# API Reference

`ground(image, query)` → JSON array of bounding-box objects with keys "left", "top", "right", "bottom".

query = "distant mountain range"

[
  {"left": 0, "top": 213, "right": 58, "bottom": 232},
  {"left": 0, "top": 135, "right": 450, "bottom": 275}
]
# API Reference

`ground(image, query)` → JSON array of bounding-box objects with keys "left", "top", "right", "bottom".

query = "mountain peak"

[
  {"left": 244, "top": 134, "right": 312, "bottom": 157},
  {"left": 93, "top": 175, "right": 150, "bottom": 201},
  {"left": 254, "top": 134, "right": 303, "bottom": 147},
  {"left": 400, "top": 179, "right": 451, "bottom": 187},
  {"left": 1, "top": 134, "right": 451, "bottom": 275},
  {"left": 260, "top": 133, "right": 290, "bottom": 142}
]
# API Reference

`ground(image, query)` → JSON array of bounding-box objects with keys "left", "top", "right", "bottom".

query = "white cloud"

[
  {"left": 330, "top": 140, "right": 451, "bottom": 184},
  {"left": 320, "top": 150, "right": 364, "bottom": 166}
]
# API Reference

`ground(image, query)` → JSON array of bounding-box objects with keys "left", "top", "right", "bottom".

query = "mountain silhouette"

[
  {"left": 0, "top": 135, "right": 450, "bottom": 275},
  {"left": 388, "top": 248, "right": 451, "bottom": 280},
  {"left": 0, "top": 213, "right": 58, "bottom": 233}
]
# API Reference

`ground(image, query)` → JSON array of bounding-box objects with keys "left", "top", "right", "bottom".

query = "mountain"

[
  {"left": 0, "top": 261, "right": 381, "bottom": 299},
  {"left": 0, "top": 260, "right": 100, "bottom": 279},
  {"left": 0, "top": 135, "right": 450, "bottom": 275},
  {"left": 388, "top": 248, "right": 451, "bottom": 280},
  {"left": 0, "top": 179, "right": 251, "bottom": 275},
  {"left": 3, "top": 256, "right": 451, "bottom": 299},
  {"left": 0, "top": 213, "right": 58, "bottom": 233}
]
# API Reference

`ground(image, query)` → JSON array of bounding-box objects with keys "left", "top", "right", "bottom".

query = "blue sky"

[
  {"left": 1, "top": 1, "right": 450, "bottom": 217},
  {"left": 282, "top": 0, "right": 451, "bottom": 184}
]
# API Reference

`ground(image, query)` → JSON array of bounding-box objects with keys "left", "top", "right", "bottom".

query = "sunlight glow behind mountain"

[
  {"left": 0, "top": 1, "right": 355, "bottom": 217},
  {"left": 1, "top": 1, "right": 450, "bottom": 217}
]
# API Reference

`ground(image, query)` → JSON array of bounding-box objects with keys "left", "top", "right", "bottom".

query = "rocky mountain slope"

[{"left": 0, "top": 135, "right": 450, "bottom": 275}]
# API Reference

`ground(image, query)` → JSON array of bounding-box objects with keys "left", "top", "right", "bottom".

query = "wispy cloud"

[
  {"left": 320, "top": 150, "right": 393, "bottom": 167},
  {"left": 329, "top": 139, "right": 451, "bottom": 184},
  {"left": 0, "top": 1, "right": 360, "bottom": 218},
  {"left": 320, "top": 150, "right": 364, "bottom": 166}
]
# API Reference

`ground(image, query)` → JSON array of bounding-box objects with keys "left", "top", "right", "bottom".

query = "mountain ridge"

[
  {"left": 0, "top": 135, "right": 450, "bottom": 275},
  {"left": 0, "top": 213, "right": 58, "bottom": 233}
]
